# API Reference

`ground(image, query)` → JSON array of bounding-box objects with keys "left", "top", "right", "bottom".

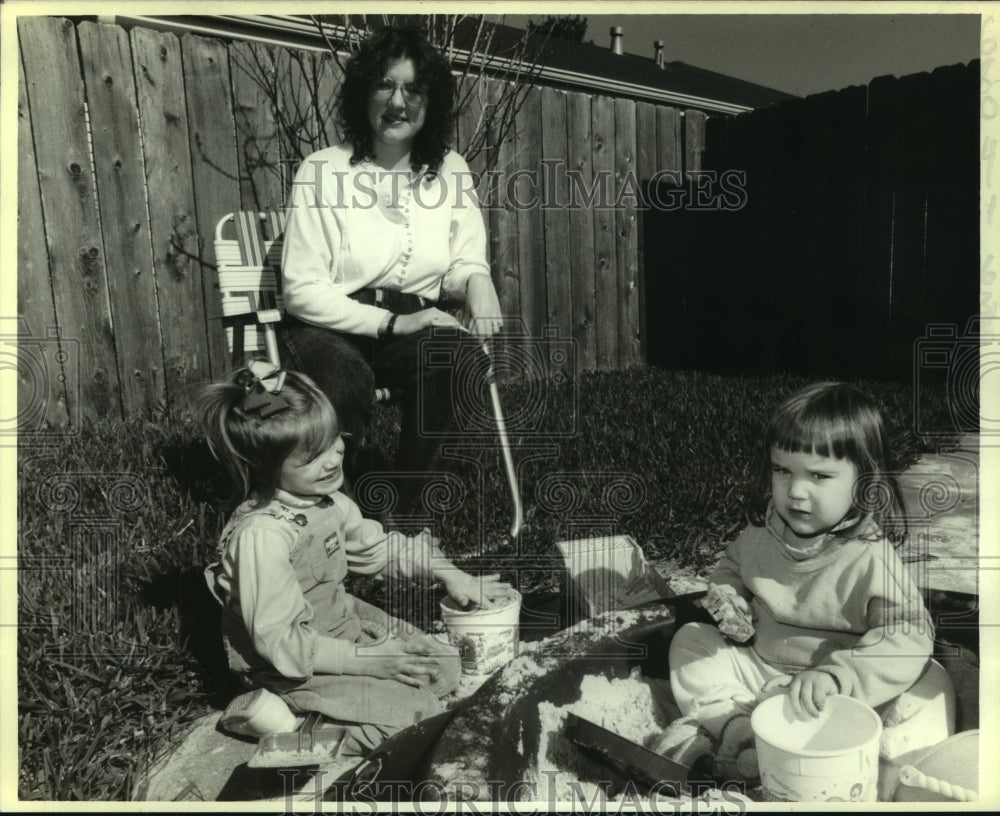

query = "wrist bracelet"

[{"left": 385, "top": 313, "right": 398, "bottom": 337}]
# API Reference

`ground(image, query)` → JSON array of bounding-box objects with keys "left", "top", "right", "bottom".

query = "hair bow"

[{"left": 237, "top": 360, "right": 291, "bottom": 418}]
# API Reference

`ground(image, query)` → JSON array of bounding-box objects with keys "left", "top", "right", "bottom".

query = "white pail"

[
  {"left": 440, "top": 589, "right": 521, "bottom": 676},
  {"left": 751, "top": 693, "right": 882, "bottom": 802}
]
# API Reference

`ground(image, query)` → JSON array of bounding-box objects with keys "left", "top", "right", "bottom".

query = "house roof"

[
  {"left": 101, "top": 13, "right": 796, "bottom": 114},
  {"left": 532, "top": 34, "right": 797, "bottom": 111}
]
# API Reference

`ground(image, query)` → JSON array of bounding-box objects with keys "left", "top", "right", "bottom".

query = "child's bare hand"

[
  {"left": 787, "top": 670, "right": 838, "bottom": 718},
  {"left": 348, "top": 641, "right": 440, "bottom": 688},
  {"left": 444, "top": 571, "right": 512, "bottom": 609}
]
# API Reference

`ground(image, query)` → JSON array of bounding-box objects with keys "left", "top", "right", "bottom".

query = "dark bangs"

[
  {"left": 766, "top": 381, "right": 885, "bottom": 469},
  {"left": 748, "top": 382, "right": 906, "bottom": 544},
  {"left": 768, "top": 408, "right": 865, "bottom": 463}
]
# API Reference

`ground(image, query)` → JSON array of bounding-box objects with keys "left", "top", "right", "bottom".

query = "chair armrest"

[{"left": 256, "top": 309, "right": 282, "bottom": 324}]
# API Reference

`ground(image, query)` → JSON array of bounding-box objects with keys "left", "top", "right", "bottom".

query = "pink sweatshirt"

[{"left": 711, "top": 505, "right": 933, "bottom": 708}]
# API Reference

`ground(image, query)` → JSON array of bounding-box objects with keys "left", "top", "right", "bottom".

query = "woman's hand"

[
  {"left": 465, "top": 274, "right": 503, "bottom": 339},
  {"left": 344, "top": 639, "right": 440, "bottom": 688},
  {"left": 394, "top": 308, "right": 465, "bottom": 336},
  {"left": 443, "top": 571, "right": 512, "bottom": 609},
  {"left": 787, "top": 670, "right": 839, "bottom": 718}
]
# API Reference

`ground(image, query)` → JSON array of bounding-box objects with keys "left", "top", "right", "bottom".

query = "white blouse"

[{"left": 281, "top": 143, "right": 491, "bottom": 337}]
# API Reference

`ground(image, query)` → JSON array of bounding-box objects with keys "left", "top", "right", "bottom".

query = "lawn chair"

[
  {"left": 213, "top": 211, "right": 393, "bottom": 400},
  {"left": 212, "top": 211, "right": 522, "bottom": 538}
]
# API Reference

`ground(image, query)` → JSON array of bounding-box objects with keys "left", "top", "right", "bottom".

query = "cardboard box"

[{"left": 556, "top": 535, "right": 672, "bottom": 616}]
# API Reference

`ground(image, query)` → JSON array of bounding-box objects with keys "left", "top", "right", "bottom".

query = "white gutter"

[{"left": 107, "top": 14, "right": 753, "bottom": 115}]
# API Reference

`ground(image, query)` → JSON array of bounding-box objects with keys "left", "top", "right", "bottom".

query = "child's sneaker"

[
  {"left": 646, "top": 716, "right": 715, "bottom": 768},
  {"left": 714, "top": 713, "right": 759, "bottom": 783},
  {"left": 219, "top": 688, "right": 297, "bottom": 738}
]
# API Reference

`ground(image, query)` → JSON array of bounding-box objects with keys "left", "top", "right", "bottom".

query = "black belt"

[{"left": 349, "top": 288, "right": 430, "bottom": 315}]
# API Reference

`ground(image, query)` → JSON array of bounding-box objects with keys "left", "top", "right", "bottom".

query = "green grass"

[{"left": 16, "top": 367, "right": 958, "bottom": 800}]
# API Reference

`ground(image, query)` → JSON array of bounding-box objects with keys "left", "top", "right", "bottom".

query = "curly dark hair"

[{"left": 337, "top": 26, "right": 456, "bottom": 174}]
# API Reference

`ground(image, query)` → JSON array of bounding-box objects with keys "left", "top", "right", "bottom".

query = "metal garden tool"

[
  {"left": 247, "top": 711, "right": 348, "bottom": 768},
  {"left": 481, "top": 339, "right": 523, "bottom": 540},
  {"left": 562, "top": 713, "right": 712, "bottom": 796}
]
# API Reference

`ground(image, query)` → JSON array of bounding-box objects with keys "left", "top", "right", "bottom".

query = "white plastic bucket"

[
  {"left": 751, "top": 694, "right": 882, "bottom": 802},
  {"left": 440, "top": 589, "right": 521, "bottom": 676}
]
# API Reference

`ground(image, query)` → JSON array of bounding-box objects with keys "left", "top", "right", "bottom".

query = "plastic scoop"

[{"left": 247, "top": 711, "right": 347, "bottom": 768}]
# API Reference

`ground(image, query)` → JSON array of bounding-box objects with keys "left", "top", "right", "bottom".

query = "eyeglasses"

[{"left": 371, "top": 78, "right": 427, "bottom": 106}]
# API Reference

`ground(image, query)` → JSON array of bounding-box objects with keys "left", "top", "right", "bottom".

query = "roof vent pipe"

[
  {"left": 654, "top": 40, "right": 664, "bottom": 68},
  {"left": 610, "top": 26, "right": 623, "bottom": 55}
]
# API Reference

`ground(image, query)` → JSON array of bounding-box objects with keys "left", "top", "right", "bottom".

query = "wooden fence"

[
  {"left": 643, "top": 61, "right": 980, "bottom": 380},
  {"left": 16, "top": 16, "right": 707, "bottom": 424}
]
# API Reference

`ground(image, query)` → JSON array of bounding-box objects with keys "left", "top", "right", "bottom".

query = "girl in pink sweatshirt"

[{"left": 660, "top": 382, "right": 935, "bottom": 783}]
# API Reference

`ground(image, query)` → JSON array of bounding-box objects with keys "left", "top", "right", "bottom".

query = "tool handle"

[
  {"left": 482, "top": 340, "right": 523, "bottom": 539},
  {"left": 898, "top": 765, "right": 977, "bottom": 802},
  {"left": 298, "top": 710, "right": 324, "bottom": 752}
]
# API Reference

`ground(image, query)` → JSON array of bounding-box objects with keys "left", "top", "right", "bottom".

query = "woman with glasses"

[{"left": 278, "top": 26, "right": 504, "bottom": 524}]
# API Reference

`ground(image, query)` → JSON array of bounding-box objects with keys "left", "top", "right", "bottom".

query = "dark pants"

[{"left": 277, "top": 304, "right": 489, "bottom": 520}]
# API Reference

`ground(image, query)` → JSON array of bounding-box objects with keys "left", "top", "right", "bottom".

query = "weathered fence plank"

[
  {"left": 592, "top": 95, "right": 618, "bottom": 370},
  {"left": 863, "top": 75, "right": 899, "bottom": 374},
  {"left": 455, "top": 76, "right": 485, "bottom": 178},
  {"left": 656, "top": 107, "right": 683, "bottom": 175},
  {"left": 313, "top": 50, "right": 343, "bottom": 151},
  {"left": 566, "top": 91, "right": 596, "bottom": 371},
  {"left": 457, "top": 78, "right": 490, "bottom": 266},
  {"left": 767, "top": 98, "right": 808, "bottom": 373},
  {"left": 649, "top": 106, "right": 684, "bottom": 367},
  {"left": 614, "top": 97, "right": 640, "bottom": 368},
  {"left": 826, "top": 85, "right": 869, "bottom": 374},
  {"left": 513, "top": 85, "right": 546, "bottom": 339},
  {"left": 887, "top": 73, "right": 932, "bottom": 374},
  {"left": 486, "top": 77, "right": 521, "bottom": 332},
  {"left": 743, "top": 105, "right": 778, "bottom": 370},
  {"left": 182, "top": 32, "right": 242, "bottom": 378},
  {"left": 923, "top": 64, "right": 980, "bottom": 339},
  {"left": 275, "top": 48, "right": 327, "bottom": 168},
  {"left": 19, "top": 17, "right": 120, "bottom": 422},
  {"left": 684, "top": 110, "right": 707, "bottom": 173},
  {"left": 78, "top": 21, "right": 166, "bottom": 416},
  {"left": 802, "top": 92, "right": 836, "bottom": 371},
  {"left": 230, "top": 41, "right": 284, "bottom": 211},
  {"left": 17, "top": 53, "right": 71, "bottom": 429},
  {"left": 131, "top": 25, "right": 210, "bottom": 410},
  {"left": 634, "top": 102, "right": 657, "bottom": 366},
  {"left": 540, "top": 87, "right": 572, "bottom": 358}
]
